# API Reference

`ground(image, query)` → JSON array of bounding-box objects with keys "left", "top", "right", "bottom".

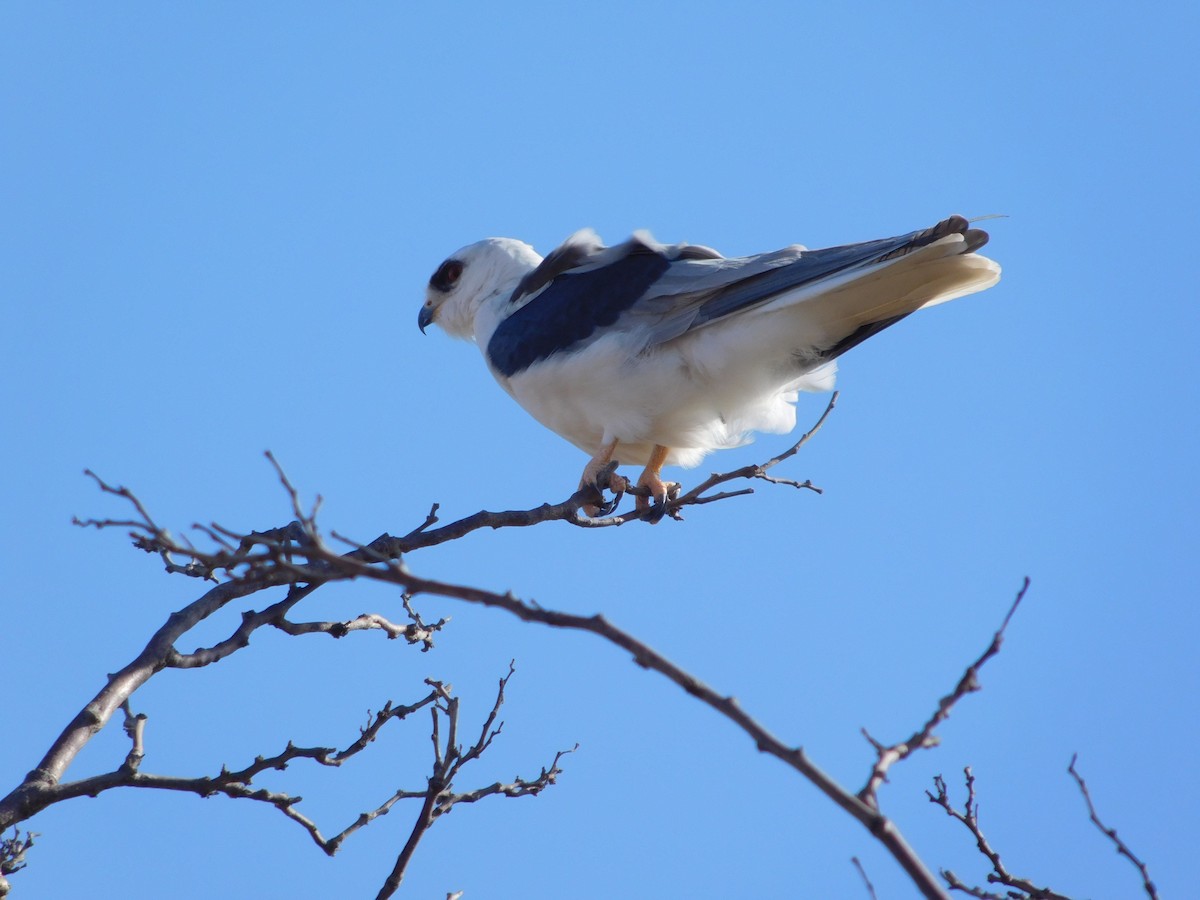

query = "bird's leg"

[
  {"left": 579, "top": 438, "right": 626, "bottom": 515},
  {"left": 636, "top": 445, "right": 678, "bottom": 514}
]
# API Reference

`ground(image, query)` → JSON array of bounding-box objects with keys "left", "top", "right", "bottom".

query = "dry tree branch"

[
  {"left": 3, "top": 690, "right": 444, "bottom": 854},
  {"left": 1067, "top": 755, "right": 1158, "bottom": 899},
  {"left": 913, "top": 605, "right": 1159, "bottom": 900},
  {"left": 291, "top": 544, "right": 956, "bottom": 898},
  {"left": 922, "top": 756, "right": 1160, "bottom": 900},
  {"left": 851, "top": 856, "right": 879, "bottom": 900},
  {"left": 0, "top": 828, "right": 37, "bottom": 876},
  {"left": 927, "top": 768, "right": 1071, "bottom": 900},
  {"left": 22, "top": 394, "right": 836, "bottom": 789},
  {"left": 7, "top": 393, "right": 1151, "bottom": 899},
  {"left": 4, "top": 666, "right": 565, "bottom": 897},
  {"left": 0, "top": 827, "right": 37, "bottom": 899},
  {"left": 0, "top": 473, "right": 569, "bottom": 887},
  {"left": 375, "top": 666, "right": 574, "bottom": 899},
  {"left": 14, "top": 394, "right": 960, "bottom": 899},
  {"left": 858, "top": 579, "right": 1030, "bottom": 807},
  {"left": 290, "top": 543, "right": 1034, "bottom": 897},
  {"left": 2, "top": 393, "right": 922, "bottom": 896},
  {"left": 362, "top": 391, "right": 838, "bottom": 537}
]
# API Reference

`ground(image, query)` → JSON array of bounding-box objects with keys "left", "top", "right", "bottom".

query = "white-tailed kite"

[{"left": 420, "top": 215, "right": 1000, "bottom": 514}]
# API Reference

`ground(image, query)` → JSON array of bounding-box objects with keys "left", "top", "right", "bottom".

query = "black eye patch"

[{"left": 430, "top": 259, "right": 464, "bottom": 292}]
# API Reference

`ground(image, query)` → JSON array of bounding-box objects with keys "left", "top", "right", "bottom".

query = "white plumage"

[{"left": 420, "top": 215, "right": 1000, "bottom": 510}]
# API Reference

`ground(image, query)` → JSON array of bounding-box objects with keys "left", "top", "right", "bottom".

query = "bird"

[{"left": 419, "top": 215, "right": 1000, "bottom": 515}]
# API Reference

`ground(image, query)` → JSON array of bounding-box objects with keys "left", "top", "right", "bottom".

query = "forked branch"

[
  {"left": 858, "top": 579, "right": 1030, "bottom": 807},
  {"left": 2, "top": 393, "right": 1046, "bottom": 900}
]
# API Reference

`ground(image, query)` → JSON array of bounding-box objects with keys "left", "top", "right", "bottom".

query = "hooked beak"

[{"left": 418, "top": 304, "right": 435, "bottom": 334}]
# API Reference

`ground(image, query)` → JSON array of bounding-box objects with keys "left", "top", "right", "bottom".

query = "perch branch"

[{"left": 1, "top": 393, "right": 842, "bottom": 891}]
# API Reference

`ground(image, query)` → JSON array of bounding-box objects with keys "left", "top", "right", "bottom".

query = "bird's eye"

[{"left": 430, "top": 259, "right": 464, "bottom": 293}]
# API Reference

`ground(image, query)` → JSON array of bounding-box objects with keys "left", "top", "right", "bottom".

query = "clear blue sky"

[{"left": 3, "top": 3, "right": 1197, "bottom": 897}]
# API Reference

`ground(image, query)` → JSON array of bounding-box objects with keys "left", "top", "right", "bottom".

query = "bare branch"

[
  {"left": 329, "top": 561, "right": 948, "bottom": 897},
  {"left": 5, "top": 667, "right": 564, "bottom": 890},
  {"left": 10, "top": 686, "right": 435, "bottom": 852},
  {"left": 436, "top": 744, "right": 577, "bottom": 814},
  {"left": 379, "top": 783, "right": 440, "bottom": 900},
  {"left": 327, "top": 694, "right": 442, "bottom": 766},
  {"left": 407, "top": 503, "right": 442, "bottom": 537},
  {"left": 858, "top": 579, "right": 1031, "bottom": 806},
  {"left": 1, "top": 399, "right": 928, "bottom": 895},
  {"left": 674, "top": 390, "right": 837, "bottom": 506},
  {"left": 273, "top": 602, "right": 449, "bottom": 651},
  {"left": 374, "top": 670, "right": 568, "bottom": 899},
  {"left": 927, "top": 769, "right": 1071, "bottom": 900},
  {"left": 458, "top": 661, "right": 515, "bottom": 768},
  {"left": 0, "top": 827, "right": 37, "bottom": 877},
  {"left": 851, "top": 856, "right": 878, "bottom": 900},
  {"left": 938, "top": 871, "right": 1006, "bottom": 900},
  {"left": 1067, "top": 755, "right": 1158, "bottom": 899},
  {"left": 166, "top": 583, "right": 320, "bottom": 669},
  {"left": 54, "top": 396, "right": 837, "bottom": 609},
  {"left": 119, "top": 701, "right": 146, "bottom": 774},
  {"left": 265, "top": 449, "right": 322, "bottom": 531}
]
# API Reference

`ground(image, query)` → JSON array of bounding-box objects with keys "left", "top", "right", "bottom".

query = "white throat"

[{"left": 437, "top": 238, "right": 542, "bottom": 342}]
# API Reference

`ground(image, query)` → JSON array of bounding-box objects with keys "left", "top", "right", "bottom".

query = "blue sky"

[{"left": 2, "top": 3, "right": 1197, "bottom": 897}]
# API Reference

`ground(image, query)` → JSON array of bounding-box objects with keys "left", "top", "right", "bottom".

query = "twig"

[
  {"left": 858, "top": 579, "right": 1030, "bottom": 806},
  {"left": 320, "top": 559, "right": 947, "bottom": 897},
  {"left": 1067, "top": 755, "right": 1158, "bottom": 899},
  {"left": 851, "top": 856, "right": 878, "bottom": 900},
  {"left": 119, "top": 701, "right": 146, "bottom": 774},
  {"left": 435, "top": 745, "right": 576, "bottom": 812},
  {"left": 54, "top": 397, "right": 838, "bottom": 607},
  {"left": 567, "top": 392, "right": 836, "bottom": 525},
  {"left": 927, "top": 768, "right": 1070, "bottom": 899},
  {"left": 273, "top": 608, "right": 449, "bottom": 651},
  {"left": 374, "top": 667, "right": 572, "bottom": 899},
  {"left": 0, "top": 396, "right": 855, "bottom": 894},
  {"left": 0, "top": 828, "right": 37, "bottom": 877}
]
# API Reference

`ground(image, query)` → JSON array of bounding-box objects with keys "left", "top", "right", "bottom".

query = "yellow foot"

[
  {"left": 635, "top": 445, "right": 679, "bottom": 519},
  {"left": 579, "top": 439, "right": 627, "bottom": 517}
]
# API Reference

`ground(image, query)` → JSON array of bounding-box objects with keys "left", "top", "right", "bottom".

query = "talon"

[
  {"left": 635, "top": 445, "right": 674, "bottom": 521},
  {"left": 593, "top": 459, "right": 622, "bottom": 492},
  {"left": 579, "top": 439, "right": 624, "bottom": 517}
]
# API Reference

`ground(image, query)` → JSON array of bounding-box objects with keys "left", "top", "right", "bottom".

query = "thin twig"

[
  {"left": 859, "top": 579, "right": 1030, "bottom": 806},
  {"left": 1, "top": 395, "right": 859, "bottom": 894},
  {"left": 851, "top": 856, "right": 878, "bottom": 900},
  {"left": 927, "top": 768, "right": 1070, "bottom": 899},
  {"left": 374, "top": 668, "right": 571, "bottom": 899},
  {"left": 1067, "top": 755, "right": 1158, "bottom": 899}
]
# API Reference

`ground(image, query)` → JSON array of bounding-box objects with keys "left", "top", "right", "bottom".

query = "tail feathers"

[
  {"left": 790, "top": 218, "right": 1000, "bottom": 362},
  {"left": 877, "top": 214, "right": 991, "bottom": 260}
]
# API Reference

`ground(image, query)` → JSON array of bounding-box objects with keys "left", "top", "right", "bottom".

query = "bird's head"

[{"left": 419, "top": 237, "right": 542, "bottom": 342}]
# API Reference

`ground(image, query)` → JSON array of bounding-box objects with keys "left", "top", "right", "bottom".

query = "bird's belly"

[{"left": 496, "top": 333, "right": 821, "bottom": 468}]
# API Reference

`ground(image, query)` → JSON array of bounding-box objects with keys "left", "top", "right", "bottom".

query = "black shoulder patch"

[
  {"left": 510, "top": 240, "right": 598, "bottom": 306},
  {"left": 487, "top": 245, "right": 671, "bottom": 377}
]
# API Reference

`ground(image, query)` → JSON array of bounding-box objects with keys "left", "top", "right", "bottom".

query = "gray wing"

[
  {"left": 620, "top": 216, "right": 988, "bottom": 347},
  {"left": 487, "top": 218, "right": 987, "bottom": 377}
]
